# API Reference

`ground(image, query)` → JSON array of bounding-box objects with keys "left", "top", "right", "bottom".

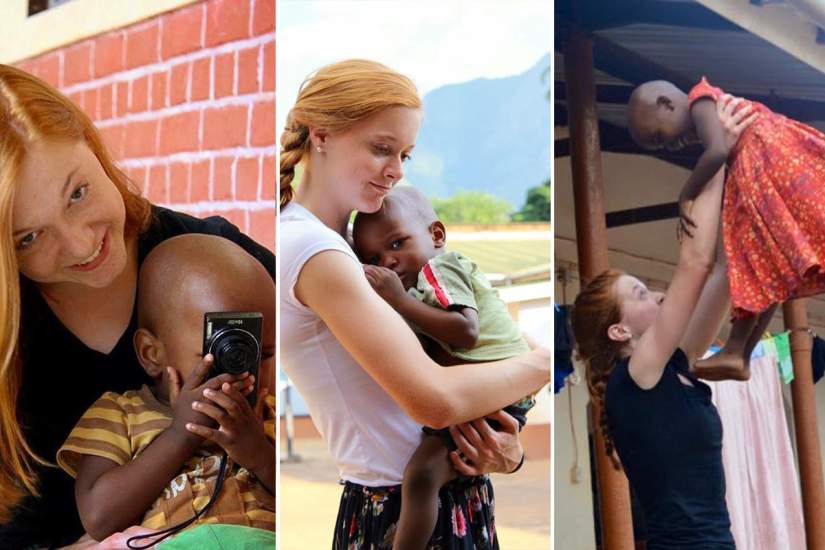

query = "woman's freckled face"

[
  {"left": 319, "top": 106, "right": 422, "bottom": 214},
  {"left": 12, "top": 139, "right": 128, "bottom": 289},
  {"left": 614, "top": 274, "right": 665, "bottom": 339}
]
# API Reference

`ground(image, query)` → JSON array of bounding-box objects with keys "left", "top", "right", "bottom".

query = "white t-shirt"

[{"left": 280, "top": 202, "right": 422, "bottom": 486}]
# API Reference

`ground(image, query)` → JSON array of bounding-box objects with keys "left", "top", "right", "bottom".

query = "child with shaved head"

[
  {"left": 352, "top": 186, "right": 534, "bottom": 549},
  {"left": 56, "top": 234, "right": 275, "bottom": 547},
  {"left": 627, "top": 77, "right": 825, "bottom": 382}
]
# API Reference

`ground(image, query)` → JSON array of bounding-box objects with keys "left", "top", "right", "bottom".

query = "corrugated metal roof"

[
  {"left": 599, "top": 23, "right": 825, "bottom": 101},
  {"left": 555, "top": 0, "right": 825, "bottom": 329},
  {"left": 556, "top": 1, "right": 825, "bottom": 129}
]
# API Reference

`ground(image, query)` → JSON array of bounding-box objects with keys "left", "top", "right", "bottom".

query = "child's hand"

[
  {"left": 363, "top": 265, "right": 407, "bottom": 306},
  {"left": 167, "top": 354, "right": 254, "bottom": 443},
  {"left": 676, "top": 189, "right": 697, "bottom": 241},
  {"left": 185, "top": 382, "right": 275, "bottom": 490}
]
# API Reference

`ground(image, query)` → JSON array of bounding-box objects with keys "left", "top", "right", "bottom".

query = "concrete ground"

[{"left": 279, "top": 439, "right": 550, "bottom": 549}]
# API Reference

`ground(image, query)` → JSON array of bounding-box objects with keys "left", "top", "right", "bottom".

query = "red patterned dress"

[{"left": 688, "top": 77, "right": 825, "bottom": 318}]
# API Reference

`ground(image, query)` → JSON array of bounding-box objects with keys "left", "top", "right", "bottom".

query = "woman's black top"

[
  {"left": 0, "top": 206, "right": 274, "bottom": 549},
  {"left": 605, "top": 348, "right": 736, "bottom": 550}
]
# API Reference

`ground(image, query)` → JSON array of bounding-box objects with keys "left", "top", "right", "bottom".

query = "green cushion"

[{"left": 158, "top": 524, "right": 276, "bottom": 549}]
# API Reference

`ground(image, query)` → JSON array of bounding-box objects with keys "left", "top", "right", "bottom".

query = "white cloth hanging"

[{"left": 707, "top": 348, "right": 805, "bottom": 549}]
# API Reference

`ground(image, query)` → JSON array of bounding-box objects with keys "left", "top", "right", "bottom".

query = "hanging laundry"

[
  {"left": 707, "top": 349, "right": 806, "bottom": 549},
  {"left": 812, "top": 335, "right": 825, "bottom": 384},
  {"left": 555, "top": 304, "right": 575, "bottom": 393},
  {"left": 774, "top": 332, "right": 794, "bottom": 384}
]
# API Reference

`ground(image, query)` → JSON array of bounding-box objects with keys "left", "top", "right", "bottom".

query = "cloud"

[{"left": 277, "top": 0, "right": 551, "bottom": 132}]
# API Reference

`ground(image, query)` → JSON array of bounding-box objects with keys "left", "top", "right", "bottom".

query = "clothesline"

[{"left": 554, "top": 303, "right": 825, "bottom": 393}]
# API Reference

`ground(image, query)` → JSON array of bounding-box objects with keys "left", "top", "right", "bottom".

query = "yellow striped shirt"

[{"left": 58, "top": 386, "right": 275, "bottom": 532}]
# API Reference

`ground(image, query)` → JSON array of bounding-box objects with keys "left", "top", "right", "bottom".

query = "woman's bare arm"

[
  {"left": 629, "top": 168, "right": 724, "bottom": 389},
  {"left": 679, "top": 237, "right": 729, "bottom": 365},
  {"left": 295, "top": 250, "right": 549, "bottom": 429}
]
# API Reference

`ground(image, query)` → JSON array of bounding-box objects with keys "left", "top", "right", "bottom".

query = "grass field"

[{"left": 447, "top": 240, "right": 550, "bottom": 275}]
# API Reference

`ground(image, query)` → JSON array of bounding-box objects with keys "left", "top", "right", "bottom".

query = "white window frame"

[{"left": 0, "top": 0, "right": 200, "bottom": 64}]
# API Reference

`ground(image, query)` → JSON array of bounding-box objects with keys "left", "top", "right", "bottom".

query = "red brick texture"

[{"left": 15, "top": 0, "right": 275, "bottom": 252}]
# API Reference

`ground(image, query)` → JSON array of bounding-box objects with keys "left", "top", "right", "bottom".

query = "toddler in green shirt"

[{"left": 353, "top": 186, "right": 534, "bottom": 549}]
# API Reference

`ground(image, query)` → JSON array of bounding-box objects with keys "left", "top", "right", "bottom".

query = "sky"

[{"left": 276, "top": 0, "right": 552, "bottom": 132}]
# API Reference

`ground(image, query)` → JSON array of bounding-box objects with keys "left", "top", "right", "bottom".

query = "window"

[{"left": 28, "top": 0, "right": 74, "bottom": 16}]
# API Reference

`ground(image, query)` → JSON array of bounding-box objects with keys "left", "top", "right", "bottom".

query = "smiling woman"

[
  {"left": 0, "top": 64, "right": 275, "bottom": 549},
  {"left": 0, "top": 65, "right": 153, "bottom": 524},
  {"left": 14, "top": 140, "right": 130, "bottom": 290}
]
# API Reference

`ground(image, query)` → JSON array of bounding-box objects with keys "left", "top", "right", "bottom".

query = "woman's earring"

[{"left": 316, "top": 146, "right": 322, "bottom": 153}]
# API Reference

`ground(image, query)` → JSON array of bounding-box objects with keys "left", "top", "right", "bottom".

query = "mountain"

[{"left": 406, "top": 54, "right": 551, "bottom": 209}]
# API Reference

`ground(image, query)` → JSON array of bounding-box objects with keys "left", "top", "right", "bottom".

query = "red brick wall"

[{"left": 16, "top": 0, "right": 276, "bottom": 251}]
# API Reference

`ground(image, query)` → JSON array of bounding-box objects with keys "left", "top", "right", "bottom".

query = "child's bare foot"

[{"left": 691, "top": 350, "right": 751, "bottom": 382}]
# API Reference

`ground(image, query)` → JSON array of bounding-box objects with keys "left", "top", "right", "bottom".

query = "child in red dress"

[{"left": 627, "top": 77, "right": 825, "bottom": 381}]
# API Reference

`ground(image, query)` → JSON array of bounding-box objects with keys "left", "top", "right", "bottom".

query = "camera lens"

[{"left": 209, "top": 328, "right": 260, "bottom": 375}]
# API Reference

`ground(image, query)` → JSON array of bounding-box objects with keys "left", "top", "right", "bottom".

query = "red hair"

[
  {"left": 570, "top": 269, "right": 626, "bottom": 469},
  {"left": 280, "top": 59, "right": 422, "bottom": 209},
  {"left": 0, "top": 64, "right": 151, "bottom": 518}
]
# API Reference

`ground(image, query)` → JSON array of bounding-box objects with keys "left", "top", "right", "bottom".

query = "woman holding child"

[
  {"left": 0, "top": 65, "right": 275, "bottom": 548},
  {"left": 280, "top": 59, "right": 549, "bottom": 548},
  {"left": 571, "top": 95, "right": 755, "bottom": 549}
]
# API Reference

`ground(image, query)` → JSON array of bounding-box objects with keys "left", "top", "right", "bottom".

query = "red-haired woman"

[
  {"left": 0, "top": 65, "right": 274, "bottom": 548},
  {"left": 571, "top": 95, "right": 756, "bottom": 549},
  {"left": 280, "top": 59, "right": 550, "bottom": 549}
]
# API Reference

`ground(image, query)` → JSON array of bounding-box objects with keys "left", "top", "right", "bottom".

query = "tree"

[
  {"left": 512, "top": 179, "right": 550, "bottom": 222},
  {"left": 431, "top": 191, "right": 513, "bottom": 224}
]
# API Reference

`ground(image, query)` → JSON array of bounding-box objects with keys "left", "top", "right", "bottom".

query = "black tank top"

[
  {"left": 605, "top": 348, "right": 736, "bottom": 549},
  {"left": 0, "top": 207, "right": 275, "bottom": 549}
]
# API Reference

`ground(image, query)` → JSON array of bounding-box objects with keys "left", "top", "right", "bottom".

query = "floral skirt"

[{"left": 332, "top": 476, "right": 498, "bottom": 549}]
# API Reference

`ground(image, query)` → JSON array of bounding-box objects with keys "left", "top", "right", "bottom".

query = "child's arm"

[
  {"left": 73, "top": 361, "right": 253, "bottom": 540},
  {"left": 185, "top": 385, "right": 275, "bottom": 494},
  {"left": 75, "top": 430, "right": 201, "bottom": 541},
  {"left": 363, "top": 264, "right": 479, "bottom": 349},
  {"left": 679, "top": 96, "right": 757, "bottom": 237},
  {"left": 681, "top": 98, "right": 730, "bottom": 202}
]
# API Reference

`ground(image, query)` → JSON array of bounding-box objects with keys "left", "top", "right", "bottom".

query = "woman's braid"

[{"left": 279, "top": 115, "right": 309, "bottom": 209}]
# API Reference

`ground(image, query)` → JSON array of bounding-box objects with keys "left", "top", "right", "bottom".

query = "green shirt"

[{"left": 408, "top": 251, "right": 530, "bottom": 362}]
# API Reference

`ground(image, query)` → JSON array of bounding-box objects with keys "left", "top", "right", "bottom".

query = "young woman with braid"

[
  {"left": 280, "top": 59, "right": 549, "bottom": 549},
  {"left": 570, "top": 94, "right": 754, "bottom": 550}
]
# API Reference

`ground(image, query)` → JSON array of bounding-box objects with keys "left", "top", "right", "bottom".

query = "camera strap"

[{"left": 125, "top": 450, "right": 229, "bottom": 549}]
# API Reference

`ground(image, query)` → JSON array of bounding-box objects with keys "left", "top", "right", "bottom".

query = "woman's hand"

[
  {"left": 57, "top": 526, "right": 159, "bottom": 549},
  {"left": 716, "top": 93, "right": 758, "bottom": 151},
  {"left": 447, "top": 410, "right": 524, "bottom": 476}
]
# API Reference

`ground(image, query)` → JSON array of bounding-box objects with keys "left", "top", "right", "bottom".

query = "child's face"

[
  {"left": 354, "top": 209, "right": 442, "bottom": 290},
  {"left": 158, "top": 284, "right": 276, "bottom": 400},
  {"left": 631, "top": 97, "right": 693, "bottom": 152}
]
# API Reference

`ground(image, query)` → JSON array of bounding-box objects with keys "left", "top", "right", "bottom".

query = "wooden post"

[
  {"left": 783, "top": 299, "right": 825, "bottom": 550},
  {"left": 564, "top": 27, "right": 635, "bottom": 550}
]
